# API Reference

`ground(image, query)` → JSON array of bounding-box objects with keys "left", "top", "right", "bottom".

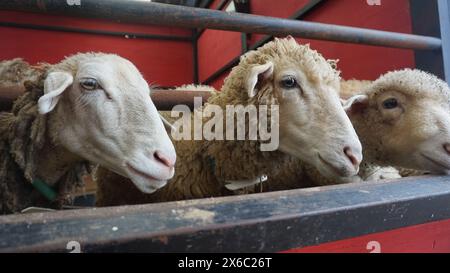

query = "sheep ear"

[
  {"left": 247, "top": 62, "right": 274, "bottom": 98},
  {"left": 38, "top": 72, "right": 73, "bottom": 114},
  {"left": 342, "top": 94, "right": 369, "bottom": 115}
]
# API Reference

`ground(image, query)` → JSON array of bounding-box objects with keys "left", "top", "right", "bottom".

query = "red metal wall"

[
  {"left": 0, "top": 1, "right": 416, "bottom": 90},
  {"left": 0, "top": 11, "right": 194, "bottom": 87},
  {"left": 283, "top": 219, "right": 450, "bottom": 253},
  {"left": 198, "top": 0, "right": 416, "bottom": 89}
]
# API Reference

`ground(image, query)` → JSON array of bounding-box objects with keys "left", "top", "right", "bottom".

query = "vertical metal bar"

[
  {"left": 234, "top": 0, "right": 250, "bottom": 55},
  {"left": 241, "top": 32, "right": 248, "bottom": 54},
  {"left": 438, "top": 0, "right": 450, "bottom": 81},
  {"left": 199, "top": 0, "right": 214, "bottom": 8},
  {"left": 192, "top": 29, "right": 200, "bottom": 84},
  {"left": 410, "top": 0, "right": 445, "bottom": 79}
]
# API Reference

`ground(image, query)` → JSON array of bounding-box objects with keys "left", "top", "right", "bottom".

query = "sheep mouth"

[
  {"left": 318, "top": 154, "right": 354, "bottom": 177},
  {"left": 420, "top": 153, "right": 450, "bottom": 171},
  {"left": 126, "top": 163, "right": 167, "bottom": 193}
]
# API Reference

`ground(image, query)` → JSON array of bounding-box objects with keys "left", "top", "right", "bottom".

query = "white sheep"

[
  {"left": 340, "top": 78, "right": 372, "bottom": 99},
  {"left": 346, "top": 69, "right": 450, "bottom": 174},
  {"left": 0, "top": 58, "right": 46, "bottom": 86},
  {"left": 95, "top": 37, "right": 362, "bottom": 206},
  {"left": 0, "top": 53, "right": 176, "bottom": 214},
  {"left": 265, "top": 69, "right": 450, "bottom": 191},
  {"left": 340, "top": 73, "right": 450, "bottom": 179},
  {"left": 174, "top": 84, "right": 217, "bottom": 92}
]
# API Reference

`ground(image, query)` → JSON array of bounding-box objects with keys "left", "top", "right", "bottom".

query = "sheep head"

[
  {"left": 344, "top": 69, "right": 450, "bottom": 174},
  {"left": 224, "top": 37, "right": 362, "bottom": 179},
  {"left": 38, "top": 53, "right": 176, "bottom": 193}
]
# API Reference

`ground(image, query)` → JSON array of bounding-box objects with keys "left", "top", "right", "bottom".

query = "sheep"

[
  {"left": 340, "top": 78, "right": 430, "bottom": 179},
  {"left": 174, "top": 84, "right": 217, "bottom": 92},
  {"left": 341, "top": 78, "right": 402, "bottom": 181},
  {"left": 95, "top": 37, "right": 363, "bottom": 206},
  {"left": 0, "top": 58, "right": 47, "bottom": 86},
  {"left": 346, "top": 69, "right": 450, "bottom": 173},
  {"left": 0, "top": 53, "right": 176, "bottom": 214},
  {"left": 265, "top": 68, "right": 450, "bottom": 191},
  {"left": 340, "top": 79, "right": 372, "bottom": 99}
]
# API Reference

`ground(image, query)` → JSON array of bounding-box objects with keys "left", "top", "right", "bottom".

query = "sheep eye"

[
  {"left": 80, "top": 78, "right": 100, "bottom": 90},
  {"left": 382, "top": 98, "right": 398, "bottom": 109},
  {"left": 280, "top": 77, "right": 297, "bottom": 89}
]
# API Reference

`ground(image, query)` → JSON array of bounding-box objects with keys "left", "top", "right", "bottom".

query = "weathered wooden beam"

[
  {"left": 0, "top": 85, "right": 211, "bottom": 111},
  {"left": 1, "top": 176, "right": 450, "bottom": 252}
]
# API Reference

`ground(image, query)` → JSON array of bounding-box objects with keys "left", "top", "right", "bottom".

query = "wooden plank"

[
  {"left": 0, "top": 86, "right": 211, "bottom": 111},
  {"left": 1, "top": 176, "right": 450, "bottom": 252}
]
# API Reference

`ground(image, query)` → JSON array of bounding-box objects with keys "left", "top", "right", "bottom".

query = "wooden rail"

[
  {"left": 1, "top": 176, "right": 450, "bottom": 252},
  {"left": 0, "top": 85, "right": 211, "bottom": 111}
]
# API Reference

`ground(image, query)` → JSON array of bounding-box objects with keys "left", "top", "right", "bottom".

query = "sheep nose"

[
  {"left": 444, "top": 143, "right": 450, "bottom": 155},
  {"left": 344, "top": 146, "right": 360, "bottom": 168},
  {"left": 154, "top": 150, "right": 176, "bottom": 168}
]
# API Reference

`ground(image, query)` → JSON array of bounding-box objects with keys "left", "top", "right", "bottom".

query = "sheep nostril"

[
  {"left": 444, "top": 144, "right": 450, "bottom": 155},
  {"left": 344, "top": 146, "right": 360, "bottom": 168},
  {"left": 154, "top": 150, "right": 175, "bottom": 168}
]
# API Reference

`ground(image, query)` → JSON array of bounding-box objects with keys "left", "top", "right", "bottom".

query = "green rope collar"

[{"left": 31, "top": 179, "right": 57, "bottom": 202}]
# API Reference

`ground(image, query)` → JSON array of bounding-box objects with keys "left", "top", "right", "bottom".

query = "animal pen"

[{"left": 0, "top": 0, "right": 450, "bottom": 253}]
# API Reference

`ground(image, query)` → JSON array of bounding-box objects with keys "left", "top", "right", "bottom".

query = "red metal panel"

[
  {"left": 297, "top": 0, "right": 415, "bottom": 80},
  {"left": 210, "top": 71, "right": 229, "bottom": 90},
  {"left": 0, "top": 11, "right": 193, "bottom": 87},
  {"left": 0, "top": 11, "right": 192, "bottom": 36},
  {"left": 197, "top": 29, "right": 241, "bottom": 83},
  {"left": 249, "top": 0, "right": 310, "bottom": 45},
  {"left": 199, "top": 0, "right": 415, "bottom": 87},
  {"left": 251, "top": 0, "right": 311, "bottom": 20},
  {"left": 283, "top": 219, "right": 450, "bottom": 253},
  {"left": 210, "top": 0, "right": 225, "bottom": 10}
]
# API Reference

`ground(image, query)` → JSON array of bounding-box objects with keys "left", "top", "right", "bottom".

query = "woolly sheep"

[
  {"left": 340, "top": 78, "right": 403, "bottom": 181},
  {"left": 346, "top": 69, "right": 450, "bottom": 174},
  {"left": 265, "top": 69, "right": 450, "bottom": 191},
  {"left": 95, "top": 37, "right": 363, "bottom": 206},
  {"left": 340, "top": 79, "right": 372, "bottom": 99},
  {"left": 0, "top": 58, "right": 46, "bottom": 86},
  {"left": 174, "top": 84, "right": 217, "bottom": 92},
  {"left": 0, "top": 53, "right": 176, "bottom": 214},
  {"left": 340, "top": 74, "right": 448, "bottom": 179}
]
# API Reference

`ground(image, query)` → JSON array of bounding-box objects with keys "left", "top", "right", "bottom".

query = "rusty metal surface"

[
  {"left": 0, "top": 85, "right": 211, "bottom": 111},
  {"left": 0, "top": 0, "right": 442, "bottom": 50}
]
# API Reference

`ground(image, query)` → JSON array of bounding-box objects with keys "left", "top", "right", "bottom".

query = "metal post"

[{"left": 438, "top": 0, "right": 450, "bottom": 81}]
